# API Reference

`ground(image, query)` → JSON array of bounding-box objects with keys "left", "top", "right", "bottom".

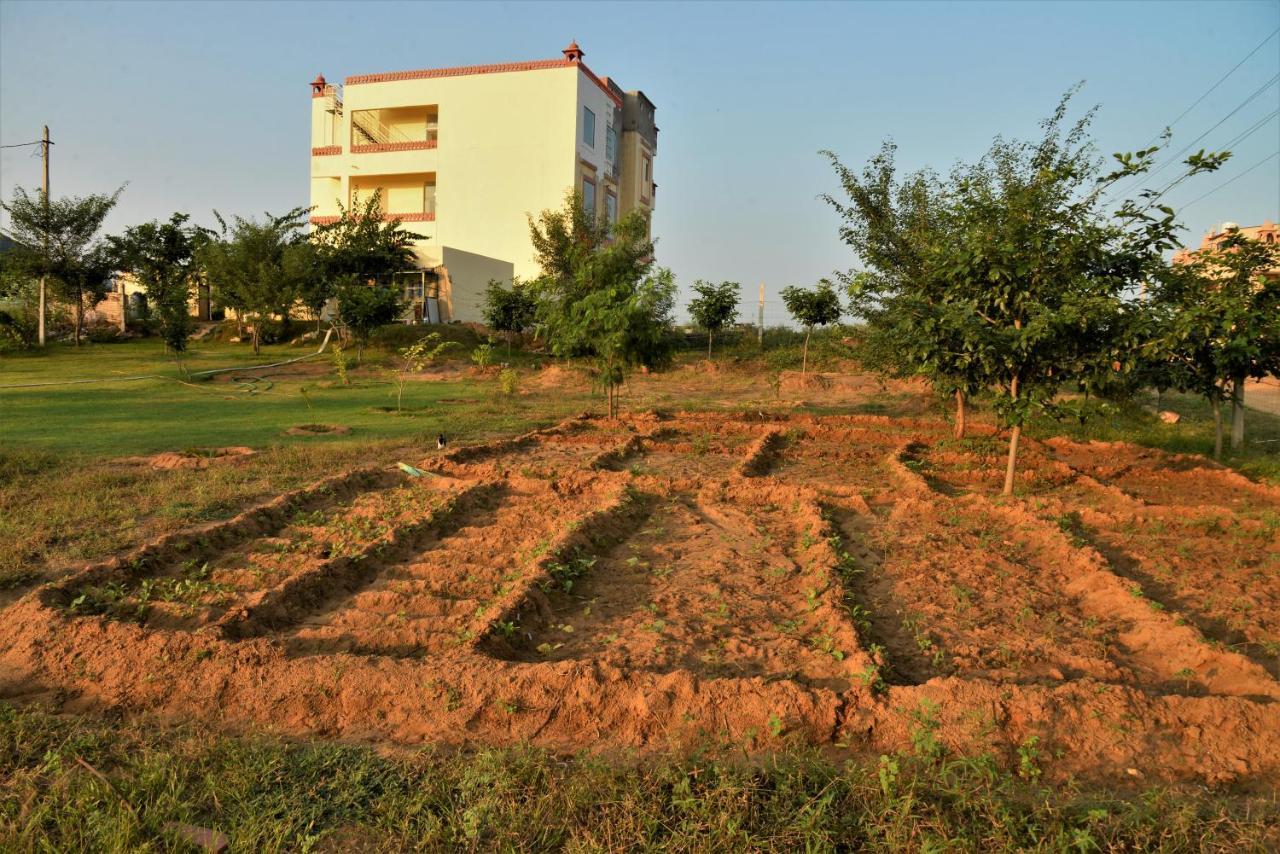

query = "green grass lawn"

[{"left": 0, "top": 338, "right": 576, "bottom": 457}]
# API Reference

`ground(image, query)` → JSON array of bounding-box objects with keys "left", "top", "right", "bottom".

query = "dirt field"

[{"left": 2, "top": 411, "right": 1277, "bottom": 786}]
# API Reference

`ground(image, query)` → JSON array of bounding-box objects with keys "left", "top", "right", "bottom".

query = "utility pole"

[
  {"left": 38, "top": 125, "right": 50, "bottom": 347},
  {"left": 757, "top": 282, "right": 764, "bottom": 347}
]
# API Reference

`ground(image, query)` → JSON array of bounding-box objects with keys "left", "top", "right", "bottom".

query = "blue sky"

[{"left": 2, "top": 0, "right": 1278, "bottom": 322}]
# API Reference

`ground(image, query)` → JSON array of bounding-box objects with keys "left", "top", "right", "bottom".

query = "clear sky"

[{"left": 2, "top": 0, "right": 1278, "bottom": 323}]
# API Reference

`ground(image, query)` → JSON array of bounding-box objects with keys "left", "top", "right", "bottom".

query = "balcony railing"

[{"left": 310, "top": 212, "right": 435, "bottom": 226}]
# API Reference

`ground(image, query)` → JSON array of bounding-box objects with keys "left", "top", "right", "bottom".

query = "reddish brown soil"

[
  {"left": 3, "top": 413, "right": 1278, "bottom": 785},
  {"left": 131, "top": 446, "right": 257, "bottom": 470}
]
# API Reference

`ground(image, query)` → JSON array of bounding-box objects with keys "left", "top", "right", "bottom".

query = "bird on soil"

[{"left": 437, "top": 433, "right": 447, "bottom": 450}]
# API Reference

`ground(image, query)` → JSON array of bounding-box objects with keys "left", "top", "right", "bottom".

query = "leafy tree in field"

[
  {"left": 335, "top": 277, "right": 404, "bottom": 363},
  {"left": 108, "top": 212, "right": 206, "bottom": 354},
  {"left": 527, "top": 192, "right": 673, "bottom": 416},
  {"left": 2, "top": 186, "right": 121, "bottom": 346},
  {"left": 482, "top": 278, "right": 537, "bottom": 354},
  {"left": 824, "top": 145, "right": 984, "bottom": 437},
  {"left": 198, "top": 208, "right": 315, "bottom": 354},
  {"left": 780, "top": 280, "right": 842, "bottom": 376},
  {"left": 1147, "top": 231, "right": 1280, "bottom": 457},
  {"left": 927, "top": 93, "right": 1224, "bottom": 493},
  {"left": 687, "top": 280, "right": 740, "bottom": 360}
]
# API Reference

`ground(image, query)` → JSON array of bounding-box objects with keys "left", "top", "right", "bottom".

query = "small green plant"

[
  {"left": 909, "top": 699, "right": 945, "bottom": 762},
  {"left": 767, "top": 713, "right": 784, "bottom": 738},
  {"left": 1017, "top": 735, "right": 1042, "bottom": 780},
  {"left": 331, "top": 342, "right": 351, "bottom": 386},
  {"left": 471, "top": 340, "right": 496, "bottom": 368},
  {"left": 388, "top": 332, "right": 457, "bottom": 413},
  {"left": 498, "top": 367, "right": 520, "bottom": 398}
]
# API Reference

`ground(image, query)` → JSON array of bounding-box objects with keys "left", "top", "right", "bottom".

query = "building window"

[
  {"left": 642, "top": 157, "right": 650, "bottom": 185},
  {"left": 605, "top": 191, "right": 617, "bottom": 226},
  {"left": 605, "top": 126, "right": 617, "bottom": 164},
  {"left": 583, "top": 107, "right": 595, "bottom": 147},
  {"left": 582, "top": 177, "right": 597, "bottom": 215},
  {"left": 423, "top": 183, "right": 436, "bottom": 215}
]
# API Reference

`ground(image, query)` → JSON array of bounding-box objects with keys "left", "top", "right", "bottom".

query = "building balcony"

[{"left": 312, "top": 145, "right": 341, "bottom": 156}]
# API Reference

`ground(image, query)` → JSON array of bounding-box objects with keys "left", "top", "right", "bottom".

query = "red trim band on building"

[
  {"left": 311, "top": 145, "right": 341, "bottom": 156},
  {"left": 309, "top": 213, "right": 435, "bottom": 226},
  {"left": 350, "top": 141, "right": 438, "bottom": 154},
  {"left": 345, "top": 58, "right": 623, "bottom": 108}
]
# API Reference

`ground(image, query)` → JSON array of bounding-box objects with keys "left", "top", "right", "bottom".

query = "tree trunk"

[
  {"left": 802, "top": 328, "right": 811, "bottom": 376},
  {"left": 74, "top": 294, "right": 84, "bottom": 346},
  {"left": 1003, "top": 424, "right": 1022, "bottom": 496},
  {"left": 1212, "top": 396, "right": 1224, "bottom": 460},
  {"left": 1002, "top": 374, "right": 1021, "bottom": 496},
  {"left": 707, "top": 331, "right": 713, "bottom": 362},
  {"left": 954, "top": 390, "right": 967, "bottom": 440},
  {"left": 252, "top": 321, "right": 260, "bottom": 355},
  {"left": 1230, "top": 375, "right": 1246, "bottom": 451}
]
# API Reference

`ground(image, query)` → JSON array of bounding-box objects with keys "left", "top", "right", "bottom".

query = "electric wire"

[{"left": 1177, "top": 151, "right": 1280, "bottom": 211}]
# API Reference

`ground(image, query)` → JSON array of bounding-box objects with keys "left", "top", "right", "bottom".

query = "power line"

[
  {"left": 1137, "top": 27, "right": 1280, "bottom": 149},
  {"left": 1220, "top": 107, "right": 1279, "bottom": 150},
  {"left": 0, "top": 140, "right": 46, "bottom": 149},
  {"left": 1131, "top": 73, "right": 1279, "bottom": 191},
  {"left": 1178, "top": 151, "right": 1280, "bottom": 211}
]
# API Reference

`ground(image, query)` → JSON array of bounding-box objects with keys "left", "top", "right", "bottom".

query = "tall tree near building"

[
  {"left": 780, "top": 280, "right": 842, "bottom": 376},
  {"left": 198, "top": 208, "right": 315, "bottom": 354},
  {"left": 2, "top": 186, "right": 121, "bottom": 346},
  {"left": 687, "top": 280, "right": 740, "bottom": 361},
  {"left": 1146, "top": 230, "right": 1280, "bottom": 457},
  {"left": 313, "top": 192, "right": 419, "bottom": 288},
  {"left": 527, "top": 191, "right": 674, "bottom": 417},
  {"left": 109, "top": 213, "right": 207, "bottom": 354}
]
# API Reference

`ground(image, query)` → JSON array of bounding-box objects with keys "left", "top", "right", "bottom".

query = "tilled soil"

[{"left": 2, "top": 413, "right": 1278, "bottom": 785}]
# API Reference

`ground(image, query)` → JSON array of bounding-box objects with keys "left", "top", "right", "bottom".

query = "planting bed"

[{"left": 3, "top": 413, "right": 1278, "bottom": 784}]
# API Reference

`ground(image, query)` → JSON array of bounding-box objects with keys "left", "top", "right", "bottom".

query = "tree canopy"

[
  {"left": 526, "top": 192, "right": 674, "bottom": 417},
  {"left": 198, "top": 208, "right": 315, "bottom": 353},
  {"left": 109, "top": 212, "right": 207, "bottom": 354},
  {"left": 780, "top": 280, "right": 842, "bottom": 375},
  {"left": 2, "top": 185, "right": 121, "bottom": 345},
  {"left": 824, "top": 90, "right": 1229, "bottom": 492},
  {"left": 687, "top": 280, "right": 740, "bottom": 360},
  {"left": 1146, "top": 230, "right": 1280, "bottom": 456}
]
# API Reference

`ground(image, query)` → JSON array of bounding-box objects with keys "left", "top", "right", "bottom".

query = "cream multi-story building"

[{"left": 309, "top": 42, "right": 658, "bottom": 323}]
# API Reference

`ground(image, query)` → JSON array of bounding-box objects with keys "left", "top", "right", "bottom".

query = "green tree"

[
  {"left": 931, "top": 94, "right": 1225, "bottom": 493},
  {"left": 780, "top": 280, "right": 842, "bottom": 376},
  {"left": 313, "top": 191, "right": 419, "bottom": 298},
  {"left": 526, "top": 192, "right": 673, "bottom": 416},
  {"left": 198, "top": 208, "right": 315, "bottom": 354},
  {"left": 687, "top": 280, "right": 740, "bottom": 360},
  {"left": 108, "top": 212, "right": 205, "bottom": 354},
  {"left": 1147, "top": 230, "right": 1279, "bottom": 456},
  {"left": 824, "top": 145, "right": 984, "bottom": 437},
  {"left": 335, "top": 278, "right": 404, "bottom": 363},
  {"left": 2, "top": 186, "right": 121, "bottom": 346},
  {"left": 481, "top": 278, "right": 537, "bottom": 354}
]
